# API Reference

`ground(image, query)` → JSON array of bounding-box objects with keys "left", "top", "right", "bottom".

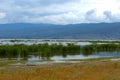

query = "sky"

[{"left": 0, "top": 0, "right": 120, "bottom": 24}]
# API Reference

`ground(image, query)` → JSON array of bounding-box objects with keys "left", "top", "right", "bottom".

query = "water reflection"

[
  {"left": 0, "top": 43, "right": 80, "bottom": 61},
  {"left": 0, "top": 44, "right": 120, "bottom": 61}
]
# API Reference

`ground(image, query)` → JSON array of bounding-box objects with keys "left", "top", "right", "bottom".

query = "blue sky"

[{"left": 0, "top": 0, "right": 120, "bottom": 24}]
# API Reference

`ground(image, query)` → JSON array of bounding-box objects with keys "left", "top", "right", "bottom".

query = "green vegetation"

[
  {"left": 0, "top": 43, "right": 80, "bottom": 60},
  {"left": 10, "top": 39, "right": 22, "bottom": 42},
  {"left": 0, "top": 60, "right": 26, "bottom": 66},
  {"left": 1, "top": 43, "right": 120, "bottom": 62},
  {"left": 81, "top": 43, "right": 120, "bottom": 55}
]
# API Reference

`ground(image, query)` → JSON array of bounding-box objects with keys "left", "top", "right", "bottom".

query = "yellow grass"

[{"left": 0, "top": 60, "right": 120, "bottom": 80}]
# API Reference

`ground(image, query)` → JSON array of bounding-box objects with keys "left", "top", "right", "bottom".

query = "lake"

[{"left": 0, "top": 39, "right": 120, "bottom": 65}]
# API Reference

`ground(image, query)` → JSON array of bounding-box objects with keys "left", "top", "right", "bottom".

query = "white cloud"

[
  {"left": 0, "top": 12, "right": 6, "bottom": 19},
  {"left": 23, "top": 12, "right": 83, "bottom": 24},
  {"left": 0, "top": 0, "right": 120, "bottom": 24}
]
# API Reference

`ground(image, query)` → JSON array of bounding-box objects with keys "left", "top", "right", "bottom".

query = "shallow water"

[
  {"left": 0, "top": 39, "right": 120, "bottom": 65},
  {"left": 28, "top": 52, "right": 120, "bottom": 61},
  {"left": 1, "top": 51, "right": 120, "bottom": 65}
]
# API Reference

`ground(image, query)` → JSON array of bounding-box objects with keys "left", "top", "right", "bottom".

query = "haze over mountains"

[{"left": 0, "top": 23, "right": 120, "bottom": 40}]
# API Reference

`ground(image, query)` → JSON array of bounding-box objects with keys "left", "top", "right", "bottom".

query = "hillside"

[{"left": 0, "top": 23, "right": 120, "bottom": 39}]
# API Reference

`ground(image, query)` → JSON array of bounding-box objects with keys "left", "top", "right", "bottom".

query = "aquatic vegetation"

[
  {"left": 0, "top": 42, "right": 120, "bottom": 80},
  {"left": 1, "top": 43, "right": 120, "bottom": 61},
  {"left": 0, "top": 43, "right": 80, "bottom": 60},
  {"left": 81, "top": 43, "right": 120, "bottom": 55}
]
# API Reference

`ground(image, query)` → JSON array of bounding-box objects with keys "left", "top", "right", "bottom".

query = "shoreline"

[{"left": 0, "top": 60, "right": 120, "bottom": 80}]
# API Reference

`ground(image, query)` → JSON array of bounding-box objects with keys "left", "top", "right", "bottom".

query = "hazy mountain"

[{"left": 0, "top": 23, "right": 120, "bottom": 40}]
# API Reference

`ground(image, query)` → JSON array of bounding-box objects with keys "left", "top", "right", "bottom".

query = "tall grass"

[
  {"left": 0, "top": 43, "right": 80, "bottom": 60},
  {"left": 81, "top": 43, "right": 120, "bottom": 55},
  {"left": 1, "top": 43, "right": 120, "bottom": 60}
]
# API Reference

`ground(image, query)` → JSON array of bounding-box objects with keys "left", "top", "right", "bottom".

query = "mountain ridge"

[{"left": 0, "top": 22, "right": 120, "bottom": 39}]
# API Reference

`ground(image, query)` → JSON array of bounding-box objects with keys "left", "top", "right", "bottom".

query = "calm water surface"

[
  {"left": 1, "top": 51, "right": 120, "bottom": 65},
  {"left": 0, "top": 40, "right": 120, "bottom": 65}
]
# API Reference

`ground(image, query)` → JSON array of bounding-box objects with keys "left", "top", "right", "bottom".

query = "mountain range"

[{"left": 0, "top": 23, "right": 120, "bottom": 40}]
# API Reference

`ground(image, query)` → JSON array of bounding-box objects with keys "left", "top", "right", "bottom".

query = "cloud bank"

[{"left": 0, "top": 0, "right": 120, "bottom": 24}]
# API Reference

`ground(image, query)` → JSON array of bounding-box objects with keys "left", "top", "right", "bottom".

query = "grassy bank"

[{"left": 0, "top": 60, "right": 120, "bottom": 80}]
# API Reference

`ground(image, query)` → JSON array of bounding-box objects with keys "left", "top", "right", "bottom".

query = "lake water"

[
  {"left": 1, "top": 51, "right": 120, "bottom": 65},
  {"left": 0, "top": 39, "right": 120, "bottom": 65},
  {"left": 28, "top": 52, "right": 120, "bottom": 61}
]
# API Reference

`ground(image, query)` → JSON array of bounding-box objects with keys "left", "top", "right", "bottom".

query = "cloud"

[
  {"left": 103, "top": 11, "right": 112, "bottom": 21},
  {"left": 23, "top": 12, "right": 83, "bottom": 24},
  {"left": 103, "top": 11, "right": 120, "bottom": 22},
  {"left": 0, "top": 0, "right": 120, "bottom": 24},
  {"left": 0, "top": 12, "right": 6, "bottom": 19},
  {"left": 85, "top": 9, "right": 97, "bottom": 22}
]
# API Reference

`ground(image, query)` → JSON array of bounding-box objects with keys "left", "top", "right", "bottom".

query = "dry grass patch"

[{"left": 0, "top": 61, "right": 120, "bottom": 80}]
